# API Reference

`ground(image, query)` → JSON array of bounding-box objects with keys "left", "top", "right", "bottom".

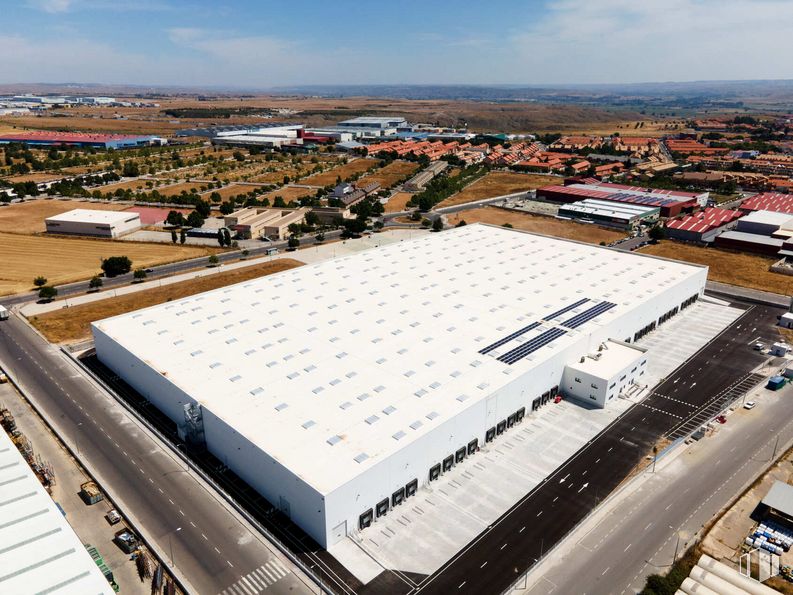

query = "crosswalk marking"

[{"left": 219, "top": 560, "right": 293, "bottom": 595}]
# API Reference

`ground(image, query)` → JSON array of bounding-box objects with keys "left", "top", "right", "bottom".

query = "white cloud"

[
  {"left": 507, "top": 0, "right": 793, "bottom": 83},
  {"left": 27, "top": 0, "right": 72, "bottom": 13}
]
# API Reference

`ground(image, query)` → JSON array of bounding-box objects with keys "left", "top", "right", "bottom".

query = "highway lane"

[
  {"left": 408, "top": 302, "right": 781, "bottom": 595},
  {"left": 530, "top": 381, "right": 793, "bottom": 595},
  {"left": 0, "top": 312, "right": 316, "bottom": 595}
]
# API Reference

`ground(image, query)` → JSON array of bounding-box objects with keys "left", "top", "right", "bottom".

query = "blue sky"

[{"left": 3, "top": 0, "right": 793, "bottom": 87}]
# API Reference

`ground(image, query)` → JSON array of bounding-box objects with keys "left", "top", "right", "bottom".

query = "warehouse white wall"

[{"left": 45, "top": 214, "right": 140, "bottom": 238}]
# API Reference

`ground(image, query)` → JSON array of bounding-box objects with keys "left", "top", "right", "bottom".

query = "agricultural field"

[
  {"left": 357, "top": 160, "right": 418, "bottom": 190},
  {"left": 639, "top": 241, "right": 793, "bottom": 295},
  {"left": 301, "top": 158, "right": 380, "bottom": 187},
  {"left": 0, "top": 199, "right": 127, "bottom": 234},
  {"left": 4, "top": 172, "right": 64, "bottom": 184},
  {"left": 385, "top": 192, "right": 414, "bottom": 213},
  {"left": 200, "top": 184, "right": 260, "bottom": 202},
  {"left": 30, "top": 258, "right": 304, "bottom": 343},
  {"left": 263, "top": 186, "right": 316, "bottom": 202},
  {"left": 445, "top": 207, "right": 627, "bottom": 245},
  {"left": 0, "top": 233, "right": 215, "bottom": 295},
  {"left": 100, "top": 179, "right": 158, "bottom": 194},
  {"left": 438, "top": 172, "right": 559, "bottom": 208},
  {"left": 151, "top": 181, "right": 212, "bottom": 197}
]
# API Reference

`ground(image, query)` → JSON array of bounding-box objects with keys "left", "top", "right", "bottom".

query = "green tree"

[
  {"left": 273, "top": 196, "right": 286, "bottom": 208},
  {"left": 101, "top": 256, "right": 132, "bottom": 277},
  {"left": 186, "top": 211, "right": 204, "bottom": 228},
  {"left": 179, "top": 229, "right": 186, "bottom": 244},
  {"left": 38, "top": 285, "right": 58, "bottom": 301},
  {"left": 194, "top": 199, "right": 211, "bottom": 218},
  {"left": 171, "top": 229, "right": 178, "bottom": 244},
  {"left": 208, "top": 254, "right": 220, "bottom": 267},
  {"left": 305, "top": 211, "right": 319, "bottom": 227},
  {"left": 315, "top": 232, "right": 325, "bottom": 243},
  {"left": 287, "top": 235, "right": 300, "bottom": 249},
  {"left": 165, "top": 210, "right": 185, "bottom": 226},
  {"left": 209, "top": 191, "right": 222, "bottom": 203},
  {"left": 133, "top": 268, "right": 147, "bottom": 282},
  {"left": 217, "top": 229, "right": 225, "bottom": 247},
  {"left": 648, "top": 225, "right": 665, "bottom": 241},
  {"left": 222, "top": 228, "right": 232, "bottom": 247},
  {"left": 455, "top": 219, "right": 467, "bottom": 227},
  {"left": 432, "top": 218, "right": 444, "bottom": 232},
  {"left": 219, "top": 201, "right": 235, "bottom": 215},
  {"left": 241, "top": 249, "right": 250, "bottom": 259},
  {"left": 89, "top": 275, "right": 103, "bottom": 291},
  {"left": 122, "top": 161, "right": 140, "bottom": 177},
  {"left": 33, "top": 276, "right": 48, "bottom": 288}
]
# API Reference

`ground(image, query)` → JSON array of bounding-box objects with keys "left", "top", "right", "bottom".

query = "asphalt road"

[
  {"left": 0, "top": 312, "right": 316, "bottom": 595},
  {"left": 400, "top": 301, "right": 782, "bottom": 595},
  {"left": 530, "top": 376, "right": 793, "bottom": 595}
]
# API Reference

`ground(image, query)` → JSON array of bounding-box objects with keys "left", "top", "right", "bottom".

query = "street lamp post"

[
  {"left": 670, "top": 526, "right": 681, "bottom": 564},
  {"left": 169, "top": 526, "right": 182, "bottom": 568}
]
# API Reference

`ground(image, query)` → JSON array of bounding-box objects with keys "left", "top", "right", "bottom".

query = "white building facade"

[
  {"left": 45, "top": 209, "right": 141, "bottom": 238},
  {"left": 92, "top": 225, "right": 707, "bottom": 548}
]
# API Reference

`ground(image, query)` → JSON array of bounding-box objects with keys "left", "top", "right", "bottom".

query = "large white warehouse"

[
  {"left": 92, "top": 225, "right": 707, "bottom": 548},
  {"left": 45, "top": 209, "right": 141, "bottom": 238}
]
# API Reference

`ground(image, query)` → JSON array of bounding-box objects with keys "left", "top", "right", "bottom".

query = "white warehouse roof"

[
  {"left": 0, "top": 430, "right": 113, "bottom": 594},
  {"left": 92, "top": 225, "right": 704, "bottom": 495},
  {"left": 45, "top": 208, "right": 139, "bottom": 225}
]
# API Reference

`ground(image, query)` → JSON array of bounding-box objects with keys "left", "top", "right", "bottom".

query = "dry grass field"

[
  {"left": 0, "top": 233, "right": 215, "bottom": 295},
  {"left": 639, "top": 242, "right": 793, "bottom": 295},
  {"left": 302, "top": 158, "right": 379, "bottom": 187},
  {"left": 0, "top": 200, "right": 127, "bottom": 234},
  {"left": 100, "top": 179, "right": 156, "bottom": 194},
  {"left": 4, "top": 172, "right": 64, "bottom": 184},
  {"left": 30, "top": 259, "right": 304, "bottom": 343},
  {"left": 357, "top": 160, "right": 418, "bottom": 189},
  {"left": 152, "top": 181, "right": 209, "bottom": 197},
  {"left": 446, "top": 207, "right": 626, "bottom": 245},
  {"left": 264, "top": 186, "right": 316, "bottom": 202},
  {"left": 438, "top": 172, "right": 559, "bottom": 208},
  {"left": 385, "top": 192, "right": 414, "bottom": 213},
  {"left": 200, "top": 184, "right": 259, "bottom": 201}
]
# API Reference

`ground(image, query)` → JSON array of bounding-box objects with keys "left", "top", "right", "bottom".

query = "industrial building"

[
  {"left": 735, "top": 210, "right": 793, "bottom": 236},
  {"left": 0, "top": 429, "right": 114, "bottom": 594},
  {"left": 0, "top": 131, "right": 162, "bottom": 149},
  {"left": 92, "top": 224, "right": 706, "bottom": 549},
  {"left": 403, "top": 161, "right": 449, "bottom": 192},
  {"left": 665, "top": 207, "right": 744, "bottom": 243},
  {"left": 740, "top": 192, "right": 793, "bottom": 215},
  {"left": 223, "top": 207, "right": 307, "bottom": 240},
  {"left": 557, "top": 199, "right": 659, "bottom": 230},
  {"left": 45, "top": 209, "right": 141, "bottom": 238},
  {"left": 210, "top": 125, "right": 305, "bottom": 149},
  {"left": 537, "top": 180, "right": 708, "bottom": 218}
]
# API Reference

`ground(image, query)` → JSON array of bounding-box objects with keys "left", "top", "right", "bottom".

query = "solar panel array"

[
  {"left": 543, "top": 298, "right": 590, "bottom": 321},
  {"left": 479, "top": 322, "right": 541, "bottom": 355},
  {"left": 497, "top": 328, "right": 568, "bottom": 365},
  {"left": 561, "top": 301, "right": 616, "bottom": 329}
]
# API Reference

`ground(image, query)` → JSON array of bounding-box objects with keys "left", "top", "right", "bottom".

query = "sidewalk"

[{"left": 20, "top": 228, "right": 427, "bottom": 317}]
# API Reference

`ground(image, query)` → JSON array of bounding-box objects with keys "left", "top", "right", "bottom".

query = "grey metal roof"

[{"left": 762, "top": 481, "right": 793, "bottom": 517}]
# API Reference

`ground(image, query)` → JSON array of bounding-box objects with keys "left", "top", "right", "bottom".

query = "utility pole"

[{"left": 772, "top": 435, "right": 780, "bottom": 461}]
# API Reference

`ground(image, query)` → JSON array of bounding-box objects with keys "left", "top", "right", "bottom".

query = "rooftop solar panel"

[
  {"left": 561, "top": 301, "right": 616, "bottom": 329},
  {"left": 479, "top": 321, "right": 541, "bottom": 355},
  {"left": 497, "top": 327, "right": 568, "bottom": 365},
  {"left": 542, "top": 298, "right": 590, "bottom": 321}
]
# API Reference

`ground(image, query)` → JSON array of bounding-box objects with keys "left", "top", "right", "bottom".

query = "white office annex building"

[{"left": 92, "top": 224, "right": 707, "bottom": 548}]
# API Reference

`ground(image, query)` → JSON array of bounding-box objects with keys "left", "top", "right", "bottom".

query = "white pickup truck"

[{"left": 0, "top": 305, "right": 8, "bottom": 321}]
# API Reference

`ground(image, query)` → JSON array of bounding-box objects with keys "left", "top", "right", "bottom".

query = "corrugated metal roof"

[{"left": 763, "top": 481, "right": 793, "bottom": 517}]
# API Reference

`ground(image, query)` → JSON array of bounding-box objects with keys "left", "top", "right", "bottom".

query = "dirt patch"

[
  {"left": 438, "top": 172, "right": 559, "bottom": 208},
  {"left": 30, "top": 259, "right": 304, "bottom": 343},
  {"left": 0, "top": 200, "right": 127, "bottom": 234},
  {"left": 639, "top": 242, "right": 793, "bottom": 295},
  {"left": 385, "top": 192, "right": 415, "bottom": 213},
  {"left": 200, "top": 184, "right": 258, "bottom": 202},
  {"left": 100, "top": 179, "right": 156, "bottom": 194},
  {"left": 0, "top": 233, "right": 216, "bottom": 295},
  {"left": 357, "top": 160, "right": 418, "bottom": 190},
  {"left": 446, "top": 207, "right": 626, "bottom": 244},
  {"left": 3, "top": 172, "right": 64, "bottom": 184},
  {"left": 302, "top": 158, "right": 380, "bottom": 187},
  {"left": 263, "top": 186, "right": 316, "bottom": 202}
]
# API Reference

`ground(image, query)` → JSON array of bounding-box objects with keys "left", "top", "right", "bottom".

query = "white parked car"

[{"left": 744, "top": 401, "right": 756, "bottom": 410}]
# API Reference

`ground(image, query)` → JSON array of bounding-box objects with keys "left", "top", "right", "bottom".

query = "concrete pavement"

[
  {"left": 522, "top": 372, "right": 793, "bottom": 595},
  {"left": 0, "top": 312, "right": 319, "bottom": 595}
]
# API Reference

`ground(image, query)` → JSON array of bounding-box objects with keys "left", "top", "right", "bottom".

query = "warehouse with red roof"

[
  {"left": 0, "top": 130, "right": 163, "bottom": 149},
  {"left": 740, "top": 192, "right": 793, "bottom": 215},
  {"left": 665, "top": 207, "right": 743, "bottom": 243}
]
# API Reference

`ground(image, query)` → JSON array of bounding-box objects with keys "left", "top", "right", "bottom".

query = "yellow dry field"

[
  {"left": 0, "top": 233, "right": 215, "bottom": 296},
  {"left": 201, "top": 184, "right": 259, "bottom": 202},
  {"left": 30, "top": 259, "right": 304, "bottom": 343},
  {"left": 100, "top": 179, "right": 155, "bottom": 194},
  {"left": 152, "top": 182, "right": 210, "bottom": 197},
  {"left": 446, "top": 207, "right": 626, "bottom": 245},
  {"left": 0, "top": 200, "right": 127, "bottom": 234},
  {"left": 385, "top": 192, "right": 414, "bottom": 213},
  {"left": 438, "top": 172, "right": 559, "bottom": 208},
  {"left": 2, "top": 172, "right": 64, "bottom": 184},
  {"left": 639, "top": 242, "right": 793, "bottom": 295},
  {"left": 263, "top": 186, "right": 315, "bottom": 202},
  {"left": 357, "top": 161, "right": 418, "bottom": 190},
  {"left": 302, "top": 158, "right": 379, "bottom": 187}
]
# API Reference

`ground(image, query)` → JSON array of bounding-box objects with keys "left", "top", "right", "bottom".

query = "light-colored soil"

[
  {"left": 151, "top": 181, "right": 211, "bottom": 197},
  {"left": 30, "top": 259, "right": 303, "bottom": 343},
  {"left": 385, "top": 192, "right": 414, "bottom": 213},
  {"left": 446, "top": 207, "right": 627, "bottom": 244},
  {"left": 3, "top": 172, "right": 64, "bottom": 184},
  {"left": 263, "top": 186, "right": 316, "bottom": 202},
  {"left": 639, "top": 242, "right": 793, "bottom": 295},
  {"left": 438, "top": 172, "right": 559, "bottom": 208},
  {"left": 200, "top": 184, "right": 261, "bottom": 201},
  {"left": 0, "top": 233, "right": 216, "bottom": 295},
  {"left": 100, "top": 179, "right": 155, "bottom": 194},
  {"left": 302, "top": 158, "right": 379, "bottom": 187},
  {"left": 357, "top": 161, "right": 418, "bottom": 190},
  {"left": 0, "top": 200, "right": 127, "bottom": 234}
]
